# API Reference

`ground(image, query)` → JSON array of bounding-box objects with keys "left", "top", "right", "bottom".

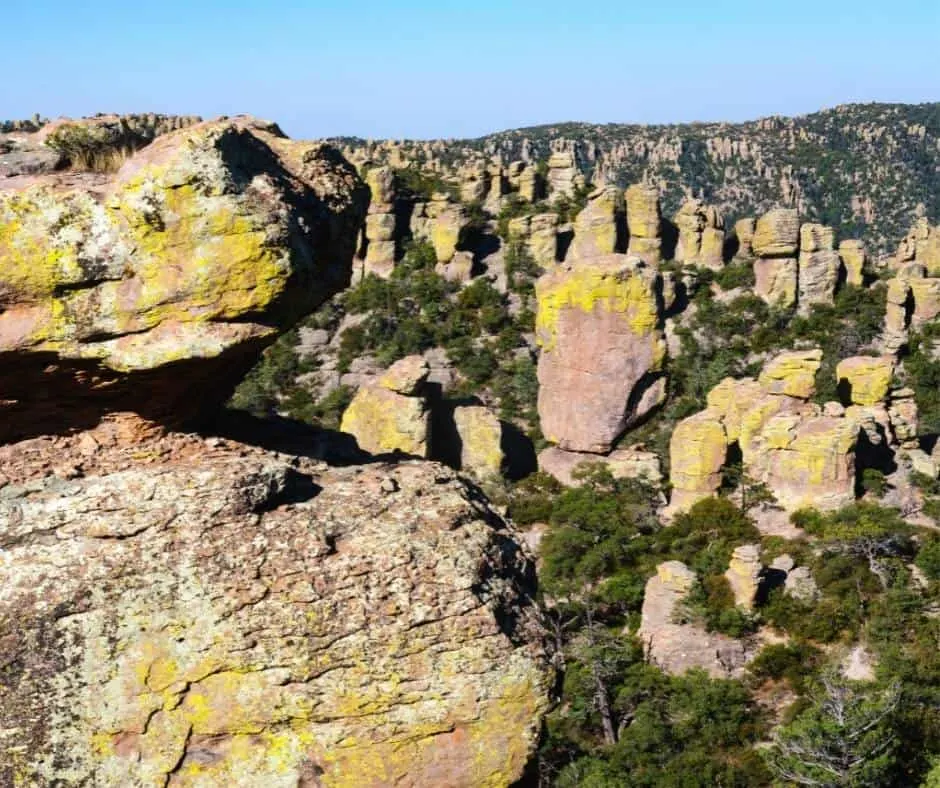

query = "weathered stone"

[
  {"left": 895, "top": 218, "right": 940, "bottom": 275},
  {"left": 0, "top": 117, "right": 367, "bottom": 442},
  {"left": 453, "top": 405, "right": 505, "bottom": 478},
  {"left": 436, "top": 250, "right": 474, "bottom": 283},
  {"left": 733, "top": 217, "right": 757, "bottom": 259},
  {"left": 839, "top": 239, "right": 867, "bottom": 287},
  {"left": 798, "top": 224, "right": 841, "bottom": 310},
  {"left": 752, "top": 208, "right": 800, "bottom": 257},
  {"left": 568, "top": 186, "right": 624, "bottom": 259},
  {"left": 784, "top": 566, "right": 819, "bottom": 601},
  {"left": 626, "top": 184, "right": 661, "bottom": 263},
  {"left": 535, "top": 255, "right": 666, "bottom": 453},
  {"left": 668, "top": 409, "right": 727, "bottom": 512},
  {"left": 538, "top": 446, "right": 662, "bottom": 487},
  {"left": 674, "top": 199, "right": 724, "bottom": 270},
  {"left": 758, "top": 349, "right": 823, "bottom": 399},
  {"left": 0, "top": 438, "right": 552, "bottom": 786},
  {"left": 836, "top": 356, "right": 894, "bottom": 406},
  {"left": 341, "top": 357, "right": 431, "bottom": 456},
  {"left": 638, "top": 562, "right": 751, "bottom": 678},
  {"left": 753, "top": 257, "right": 798, "bottom": 307},
  {"left": 546, "top": 150, "right": 582, "bottom": 198},
  {"left": 365, "top": 165, "right": 396, "bottom": 207},
  {"left": 724, "top": 544, "right": 762, "bottom": 610}
]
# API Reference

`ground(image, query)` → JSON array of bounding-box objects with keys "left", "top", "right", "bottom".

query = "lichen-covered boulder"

[
  {"left": 668, "top": 409, "right": 728, "bottom": 511},
  {"left": 836, "top": 356, "right": 894, "bottom": 406},
  {"left": 453, "top": 405, "right": 505, "bottom": 478},
  {"left": 568, "top": 185, "right": 624, "bottom": 259},
  {"left": 0, "top": 117, "right": 367, "bottom": 441},
  {"left": 535, "top": 254, "right": 666, "bottom": 453},
  {"left": 508, "top": 213, "right": 559, "bottom": 269},
  {"left": 0, "top": 436, "right": 552, "bottom": 786},
  {"left": 758, "top": 349, "right": 823, "bottom": 399},
  {"left": 625, "top": 184, "right": 662, "bottom": 264},
  {"left": 340, "top": 356, "right": 431, "bottom": 456},
  {"left": 752, "top": 208, "right": 800, "bottom": 257}
]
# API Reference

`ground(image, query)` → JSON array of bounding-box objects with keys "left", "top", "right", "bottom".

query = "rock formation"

[
  {"left": 453, "top": 405, "right": 505, "bottom": 478},
  {"left": 638, "top": 562, "right": 751, "bottom": 678},
  {"left": 798, "top": 223, "right": 841, "bottom": 311},
  {"left": 725, "top": 544, "right": 763, "bottom": 609},
  {"left": 567, "top": 186, "right": 625, "bottom": 260},
  {"left": 361, "top": 166, "right": 398, "bottom": 278},
  {"left": 339, "top": 355, "right": 431, "bottom": 457},
  {"left": 839, "top": 239, "right": 868, "bottom": 287},
  {"left": 668, "top": 348, "right": 909, "bottom": 514},
  {"left": 674, "top": 199, "right": 725, "bottom": 270},
  {"left": 836, "top": 356, "right": 894, "bottom": 406},
  {"left": 538, "top": 445, "right": 662, "bottom": 487},
  {"left": 625, "top": 184, "right": 662, "bottom": 264},
  {"left": 508, "top": 213, "right": 559, "bottom": 268},
  {"left": 0, "top": 116, "right": 368, "bottom": 442},
  {"left": 546, "top": 150, "right": 583, "bottom": 198},
  {"left": 733, "top": 217, "right": 757, "bottom": 259},
  {"left": 895, "top": 217, "right": 940, "bottom": 275},
  {"left": 409, "top": 194, "right": 470, "bottom": 264},
  {"left": 0, "top": 431, "right": 552, "bottom": 786},
  {"left": 752, "top": 208, "right": 800, "bottom": 307},
  {"left": 535, "top": 254, "right": 666, "bottom": 453}
]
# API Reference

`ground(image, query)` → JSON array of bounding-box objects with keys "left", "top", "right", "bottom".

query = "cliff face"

[{"left": 335, "top": 102, "right": 940, "bottom": 253}]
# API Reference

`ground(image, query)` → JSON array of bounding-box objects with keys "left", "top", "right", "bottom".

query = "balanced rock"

[
  {"left": 758, "top": 349, "right": 823, "bottom": 399},
  {"left": 340, "top": 356, "right": 431, "bottom": 456},
  {"left": 0, "top": 439, "right": 552, "bottom": 786},
  {"left": 753, "top": 208, "right": 800, "bottom": 257},
  {"left": 568, "top": 186, "right": 624, "bottom": 259},
  {"left": 536, "top": 255, "right": 666, "bottom": 453},
  {"left": 674, "top": 199, "right": 725, "bottom": 270},
  {"left": 453, "top": 405, "right": 505, "bottom": 478},
  {"left": 668, "top": 409, "right": 728, "bottom": 511},
  {"left": 836, "top": 356, "right": 894, "bottom": 406},
  {"left": 733, "top": 217, "right": 757, "bottom": 259},
  {"left": 626, "top": 184, "right": 662, "bottom": 264},
  {"left": 0, "top": 117, "right": 367, "bottom": 442}
]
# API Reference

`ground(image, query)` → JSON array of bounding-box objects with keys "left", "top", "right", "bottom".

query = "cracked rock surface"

[{"left": 0, "top": 426, "right": 552, "bottom": 786}]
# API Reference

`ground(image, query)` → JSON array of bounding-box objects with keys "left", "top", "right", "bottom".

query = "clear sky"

[{"left": 3, "top": 0, "right": 938, "bottom": 140}]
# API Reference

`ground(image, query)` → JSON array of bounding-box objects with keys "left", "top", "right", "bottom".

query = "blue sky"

[{"left": 2, "top": 0, "right": 938, "bottom": 139}]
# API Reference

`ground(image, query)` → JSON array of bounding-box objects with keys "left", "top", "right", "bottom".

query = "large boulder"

[
  {"left": 340, "top": 356, "right": 431, "bottom": 456},
  {"left": 798, "top": 223, "right": 841, "bottom": 310},
  {"left": 453, "top": 405, "right": 505, "bottom": 478},
  {"left": 752, "top": 208, "right": 800, "bottom": 257},
  {"left": 535, "top": 254, "right": 666, "bottom": 453},
  {"left": 674, "top": 199, "right": 725, "bottom": 270},
  {"left": 0, "top": 434, "right": 552, "bottom": 786},
  {"left": 895, "top": 217, "right": 940, "bottom": 275},
  {"left": 836, "top": 356, "right": 894, "bottom": 406},
  {"left": 0, "top": 117, "right": 367, "bottom": 441},
  {"left": 668, "top": 409, "right": 728, "bottom": 511},
  {"left": 839, "top": 239, "right": 867, "bottom": 287}
]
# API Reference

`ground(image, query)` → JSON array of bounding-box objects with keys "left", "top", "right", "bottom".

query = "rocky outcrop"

[
  {"left": 733, "top": 217, "right": 757, "bottom": 259},
  {"left": 625, "top": 184, "right": 662, "bottom": 265},
  {"left": 638, "top": 562, "right": 751, "bottom": 678},
  {"left": 538, "top": 445, "right": 662, "bottom": 487},
  {"left": 752, "top": 208, "right": 800, "bottom": 307},
  {"left": 836, "top": 356, "right": 894, "bottom": 406},
  {"left": 340, "top": 356, "right": 431, "bottom": 457},
  {"left": 668, "top": 349, "right": 905, "bottom": 513},
  {"left": 568, "top": 186, "right": 624, "bottom": 259},
  {"left": 410, "top": 194, "right": 470, "bottom": 264},
  {"left": 674, "top": 199, "right": 725, "bottom": 270},
  {"left": 535, "top": 254, "right": 666, "bottom": 453},
  {"left": 895, "top": 217, "right": 940, "bottom": 275},
  {"left": 546, "top": 150, "right": 583, "bottom": 198},
  {"left": 508, "top": 213, "right": 559, "bottom": 268},
  {"left": 725, "top": 544, "right": 763, "bottom": 610},
  {"left": 0, "top": 117, "right": 368, "bottom": 442},
  {"left": 798, "top": 223, "right": 841, "bottom": 311},
  {"left": 0, "top": 430, "right": 552, "bottom": 786}
]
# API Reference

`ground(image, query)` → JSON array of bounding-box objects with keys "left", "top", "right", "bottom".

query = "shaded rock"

[
  {"left": 538, "top": 445, "right": 662, "bottom": 487},
  {"left": 0, "top": 117, "right": 367, "bottom": 442},
  {"left": 0, "top": 441, "right": 552, "bottom": 786},
  {"left": 733, "top": 217, "right": 757, "bottom": 259},
  {"left": 436, "top": 250, "right": 475, "bottom": 283},
  {"left": 535, "top": 254, "right": 665, "bottom": 453}
]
